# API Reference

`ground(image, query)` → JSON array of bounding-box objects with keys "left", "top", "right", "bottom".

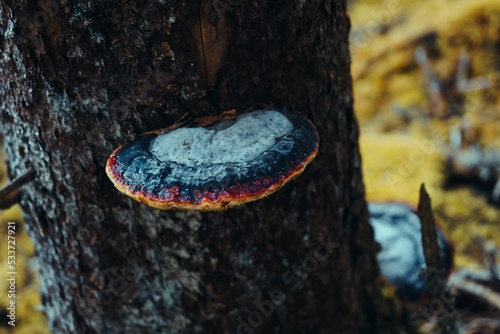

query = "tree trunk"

[{"left": 0, "top": 0, "right": 413, "bottom": 333}]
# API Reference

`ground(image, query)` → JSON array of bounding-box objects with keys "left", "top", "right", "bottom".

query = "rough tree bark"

[{"left": 0, "top": 0, "right": 413, "bottom": 333}]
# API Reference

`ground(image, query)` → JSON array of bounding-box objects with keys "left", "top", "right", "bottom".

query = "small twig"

[
  {"left": 485, "top": 241, "right": 499, "bottom": 281},
  {"left": 455, "top": 49, "right": 470, "bottom": 92},
  {"left": 415, "top": 47, "right": 446, "bottom": 117},
  {"left": 417, "top": 184, "right": 443, "bottom": 271},
  {"left": 417, "top": 184, "right": 458, "bottom": 334},
  {"left": 0, "top": 169, "right": 34, "bottom": 210},
  {"left": 453, "top": 266, "right": 500, "bottom": 285},
  {"left": 449, "top": 273, "right": 500, "bottom": 312},
  {"left": 461, "top": 318, "right": 500, "bottom": 334},
  {"left": 445, "top": 123, "right": 500, "bottom": 206},
  {"left": 415, "top": 48, "right": 499, "bottom": 118}
]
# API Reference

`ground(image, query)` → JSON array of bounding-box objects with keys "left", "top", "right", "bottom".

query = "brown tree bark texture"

[{"left": 0, "top": 0, "right": 412, "bottom": 333}]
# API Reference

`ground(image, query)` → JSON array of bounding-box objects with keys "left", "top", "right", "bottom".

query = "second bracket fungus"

[
  {"left": 106, "top": 109, "right": 319, "bottom": 210},
  {"left": 368, "top": 202, "right": 454, "bottom": 301}
]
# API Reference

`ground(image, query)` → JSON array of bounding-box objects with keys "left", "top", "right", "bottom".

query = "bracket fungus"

[
  {"left": 368, "top": 202, "right": 454, "bottom": 301},
  {"left": 106, "top": 109, "right": 319, "bottom": 210}
]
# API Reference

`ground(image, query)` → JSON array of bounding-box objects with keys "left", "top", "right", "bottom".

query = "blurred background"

[
  {"left": 0, "top": 141, "right": 49, "bottom": 333},
  {"left": 1, "top": 0, "right": 499, "bottom": 332},
  {"left": 351, "top": 0, "right": 500, "bottom": 332},
  {"left": 351, "top": 0, "right": 500, "bottom": 271}
]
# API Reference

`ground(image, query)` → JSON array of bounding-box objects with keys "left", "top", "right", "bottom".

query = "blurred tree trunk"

[{"left": 0, "top": 0, "right": 413, "bottom": 333}]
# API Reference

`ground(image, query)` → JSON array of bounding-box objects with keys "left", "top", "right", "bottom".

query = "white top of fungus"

[
  {"left": 150, "top": 110, "right": 294, "bottom": 166},
  {"left": 369, "top": 202, "right": 424, "bottom": 281}
]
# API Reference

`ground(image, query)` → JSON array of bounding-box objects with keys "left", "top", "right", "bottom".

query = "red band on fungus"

[{"left": 105, "top": 109, "right": 319, "bottom": 210}]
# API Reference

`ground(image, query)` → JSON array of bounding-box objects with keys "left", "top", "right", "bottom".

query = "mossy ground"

[{"left": 351, "top": 0, "right": 500, "bottom": 271}]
